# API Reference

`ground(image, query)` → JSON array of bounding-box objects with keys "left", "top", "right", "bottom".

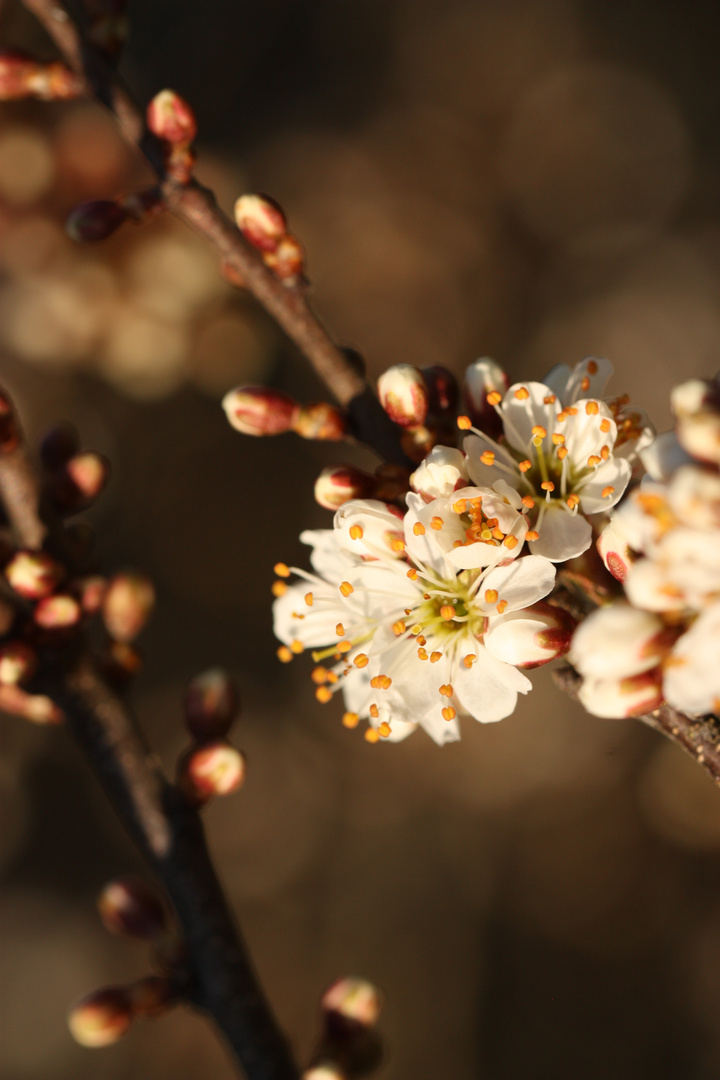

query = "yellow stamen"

[
  {"left": 431, "top": 516, "right": 444, "bottom": 530},
  {"left": 339, "top": 581, "right": 354, "bottom": 597},
  {"left": 519, "top": 459, "right": 532, "bottom": 472},
  {"left": 541, "top": 481, "right": 555, "bottom": 492},
  {"left": 274, "top": 562, "right": 290, "bottom": 578},
  {"left": 272, "top": 581, "right": 288, "bottom": 597},
  {"left": 442, "top": 706, "right": 456, "bottom": 722},
  {"left": 277, "top": 645, "right": 292, "bottom": 663},
  {"left": 349, "top": 524, "right": 364, "bottom": 540},
  {"left": 487, "top": 391, "right": 502, "bottom": 406},
  {"left": 316, "top": 686, "right": 333, "bottom": 703},
  {"left": 496, "top": 600, "right": 508, "bottom": 614},
  {"left": 514, "top": 387, "right": 530, "bottom": 400},
  {"left": 304, "top": 592, "right": 314, "bottom": 606},
  {"left": 290, "top": 640, "right": 304, "bottom": 654},
  {"left": 457, "top": 415, "right": 472, "bottom": 429},
  {"left": 430, "top": 651, "right": 442, "bottom": 663},
  {"left": 378, "top": 721, "right": 392, "bottom": 738},
  {"left": 342, "top": 711, "right": 360, "bottom": 728},
  {"left": 440, "top": 604, "right": 455, "bottom": 621},
  {"left": 602, "top": 485, "right": 615, "bottom": 498},
  {"left": 413, "top": 522, "right": 426, "bottom": 536},
  {"left": 463, "top": 654, "right": 477, "bottom": 668},
  {"left": 585, "top": 401, "right": 599, "bottom": 415}
]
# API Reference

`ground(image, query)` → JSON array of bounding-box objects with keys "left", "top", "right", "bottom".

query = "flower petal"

[{"left": 529, "top": 504, "right": 592, "bottom": 561}]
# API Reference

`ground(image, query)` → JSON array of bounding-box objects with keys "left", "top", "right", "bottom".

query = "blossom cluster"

[
  {"left": 571, "top": 376, "right": 720, "bottom": 720},
  {"left": 270, "top": 356, "right": 652, "bottom": 743}
]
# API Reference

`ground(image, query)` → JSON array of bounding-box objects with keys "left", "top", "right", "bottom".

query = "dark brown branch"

[
  {"left": 39, "top": 657, "right": 299, "bottom": 1080},
  {"left": 553, "top": 664, "right": 720, "bottom": 786},
  {"left": 21, "top": 0, "right": 408, "bottom": 465}
]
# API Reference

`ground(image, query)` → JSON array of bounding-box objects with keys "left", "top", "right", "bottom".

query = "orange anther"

[
  {"left": 503, "top": 534, "right": 519, "bottom": 549},
  {"left": 519, "top": 460, "right": 532, "bottom": 472},
  {"left": 585, "top": 401, "right": 599, "bottom": 415},
  {"left": 406, "top": 568, "right": 418, "bottom": 580},
  {"left": 521, "top": 495, "right": 535, "bottom": 508},
  {"left": 391, "top": 538, "right": 406, "bottom": 552},
  {"left": 353, "top": 653, "right": 369, "bottom": 668},
  {"left": 557, "top": 446, "right": 568, "bottom": 460},
  {"left": 430, "top": 651, "right": 442, "bottom": 663},
  {"left": 339, "top": 581, "right": 354, "bottom": 597},
  {"left": 349, "top": 524, "right": 364, "bottom": 540},
  {"left": 600, "top": 418, "right": 611, "bottom": 433},
  {"left": 531, "top": 425, "right": 546, "bottom": 438},
  {"left": 566, "top": 494, "right": 580, "bottom": 509},
  {"left": 514, "top": 387, "right": 530, "bottom": 400},
  {"left": 457, "top": 415, "right": 472, "bottom": 429},
  {"left": 393, "top": 620, "right": 407, "bottom": 636},
  {"left": 602, "top": 485, "right": 615, "bottom": 498},
  {"left": 413, "top": 522, "right": 426, "bottom": 536},
  {"left": 274, "top": 562, "right": 290, "bottom": 577},
  {"left": 271, "top": 581, "right": 288, "bottom": 597},
  {"left": 336, "top": 622, "right": 345, "bottom": 637},
  {"left": 337, "top": 641, "right": 352, "bottom": 653},
  {"left": 496, "top": 600, "right": 508, "bottom": 614},
  {"left": 369, "top": 704, "right": 379, "bottom": 719},
  {"left": 378, "top": 721, "right": 392, "bottom": 738},
  {"left": 526, "top": 530, "right": 539, "bottom": 541},
  {"left": 316, "top": 686, "right": 333, "bottom": 703},
  {"left": 543, "top": 395, "right": 557, "bottom": 405},
  {"left": 485, "top": 589, "right": 499, "bottom": 603},
  {"left": 365, "top": 726, "right": 379, "bottom": 742},
  {"left": 311, "top": 666, "right": 328, "bottom": 684},
  {"left": 442, "top": 706, "right": 456, "bottom": 722},
  {"left": 431, "top": 516, "right": 444, "bottom": 530},
  {"left": 304, "top": 592, "right": 314, "bottom": 606},
  {"left": 277, "top": 645, "right": 292, "bottom": 663},
  {"left": 463, "top": 654, "right": 477, "bottom": 668},
  {"left": 587, "top": 360, "right": 598, "bottom": 375},
  {"left": 342, "top": 711, "right": 360, "bottom": 729},
  {"left": 486, "top": 391, "right": 502, "bottom": 406},
  {"left": 480, "top": 451, "right": 496, "bottom": 466},
  {"left": 453, "top": 499, "right": 468, "bottom": 514},
  {"left": 587, "top": 455, "right": 601, "bottom": 467},
  {"left": 417, "top": 648, "right": 429, "bottom": 660},
  {"left": 552, "top": 432, "right": 565, "bottom": 445},
  {"left": 440, "top": 604, "right": 455, "bottom": 621},
  {"left": 600, "top": 445, "right": 609, "bottom": 460},
  {"left": 290, "top": 640, "right": 304, "bottom": 654},
  {"left": 580, "top": 376, "right": 590, "bottom": 392},
  {"left": 541, "top": 481, "right": 555, "bottom": 492}
]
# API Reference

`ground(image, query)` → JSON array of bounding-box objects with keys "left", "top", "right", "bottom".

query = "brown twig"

[
  {"left": 553, "top": 664, "right": 720, "bottom": 786},
  {"left": 21, "top": 0, "right": 407, "bottom": 465}
]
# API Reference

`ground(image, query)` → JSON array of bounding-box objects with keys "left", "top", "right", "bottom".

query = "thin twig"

[
  {"left": 21, "top": 0, "right": 407, "bottom": 464},
  {"left": 553, "top": 664, "right": 720, "bottom": 786}
]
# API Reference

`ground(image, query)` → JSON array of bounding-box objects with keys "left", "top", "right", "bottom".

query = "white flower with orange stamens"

[
  {"left": 461, "top": 357, "right": 652, "bottom": 562},
  {"left": 273, "top": 496, "right": 558, "bottom": 744}
]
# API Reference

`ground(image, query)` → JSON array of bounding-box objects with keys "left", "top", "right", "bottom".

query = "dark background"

[{"left": 0, "top": 1, "right": 720, "bottom": 1077}]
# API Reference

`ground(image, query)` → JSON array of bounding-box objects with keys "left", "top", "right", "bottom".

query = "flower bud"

[
  {"left": 321, "top": 977, "right": 382, "bottom": 1036},
  {"left": 596, "top": 516, "right": 637, "bottom": 583},
  {"left": 0, "top": 684, "right": 63, "bottom": 724},
  {"left": 569, "top": 602, "right": 676, "bottom": 680},
  {"left": 0, "top": 389, "right": 20, "bottom": 453},
  {"left": 146, "top": 89, "right": 197, "bottom": 145},
  {"left": 222, "top": 386, "right": 300, "bottom": 436},
  {"left": 127, "top": 975, "right": 175, "bottom": 1018},
  {"left": 183, "top": 668, "right": 239, "bottom": 741},
  {"left": 422, "top": 366, "right": 458, "bottom": 415},
  {"left": 671, "top": 378, "right": 720, "bottom": 466},
  {"left": 0, "top": 642, "right": 36, "bottom": 685},
  {"left": 263, "top": 233, "right": 305, "bottom": 285},
  {"left": 102, "top": 572, "right": 155, "bottom": 643},
  {"left": 578, "top": 668, "right": 664, "bottom": 719},
  {"left": 34, "top": 593, "right": 82, "bottom": 630},
  {"left": 5, "top": 550, "right": 63, "bottom": 599},
  {"left": 484, "top": 602, "right": 575, "bottom": 669},
  {"left": 98, "top": 877, "right": 167, "bottom": 940},
  {"left": 58, "top": 451, "right": 110, "bottom": 508},
  {"left": 0, "top": 50, "right": 82, "bottom": 100},
  {"left": 68, "top": 987, "right": 133, "bottom": 1048},
  {"left": 76, "top": 575, "right": 108, "bottom": 614},
  {"left": 177, "top": 740, "right": 246, "bottom": 804},
  {"left": 40, "top": 423, "right": 80, "bottom": 472},
  {"left": 293, "top": 403, "right": 348, "bottom": 441},
  {"left": 314, "top": 465, "right": 376, "bottom": 511},
  {"left": 410, "top": 445, "right": 467, "bottom": 500},
  {"left": 66, "top": 200, "right": 129, "bottom": 242},
  {"left": 377, "top": 365, "right": 429, "bottom": 428},
  {"left": 464, "top": 357, "right": 508, "bottom": 435},
  {"left": 234, "top": 194, "right": 287, "bottom": 253}
]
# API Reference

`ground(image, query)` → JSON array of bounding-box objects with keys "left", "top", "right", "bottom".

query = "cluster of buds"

[
  {"left": 233, "top": 194, "right": 305, "bottom": 287},
  {"left": 222, "top": 386, "right": 348, "bottom": 442},
  {"left": 572, "top": 374, "right": 720, "bottom": 719},
  {"left": 176, "top": 668, "right": 245, "bottom": 805},
  {"left": 303, "top": 977, "right": 382, "bottom": 1080},
  {"left": 0, "top": 48, "right": 83, "bottom": 101},
  {"left": 313, "top": 463, "right": 410, "bottom": 511},
  {"left": 69, "top": 877, "right": 181, "bottom": 1047},
  {"left": 146, "top": 88, "right": 197, "bottom": 183}
]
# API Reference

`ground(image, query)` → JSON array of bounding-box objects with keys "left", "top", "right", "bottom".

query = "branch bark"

[{"left": 21, "top": 0, "right": 408, "bottom": 464}]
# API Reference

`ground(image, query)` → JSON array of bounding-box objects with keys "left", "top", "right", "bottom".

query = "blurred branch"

[
  {"left": 553, "top": 664, "right": 720, "bottom": 786},
  {"left": 21, "top": 0, "right": 407, "bottom": 465}
]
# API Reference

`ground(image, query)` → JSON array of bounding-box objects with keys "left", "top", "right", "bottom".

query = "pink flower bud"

[
  {"left": 0, "top": 50, "right": 82, "bottom": 100},
  {"left": 234, "top": 194, "right": 287, "bottom": 253},
  {"left": 5, "top": 550, "right": 63, "bottom": 599},
  {"left": 146, "top": 89, "right": 197, "bottom": 145},
  {"left": 0, "top": 642, "right": 36, "bottom": 686},
  {"left": 578, "top": 668, "right": 664, "bottom": 719},
  {"left": 0, "top": 50, "right": 37, "bottom": 97},
  {"left": 422, "top": 365, "right": 458, "bottom": 414},
  {"left": 569, "top": 603, "right": 674, "bottom": 681},
  {"left": 68, "top": 987, "right": 133, "bottom": 1048},
  {"left": 184, "top": 668, "right": 239, "bottom": 741},
  {"left": 464, "top": 358, "right": 508, "bottom": 437},
  {"left": 314, "top": 465, "right": 376, "bottom": 510},
  {"left": 127, "top": 975, "right": 175, "bottom": 1018},
  {"left": 222, "top": 386, "right": 300, "bottom": 436},
  {"left": 263, "top": 233, "right": 305, "bottom": 285},
  {"left": 66, "top": 199, "right": 129, "bottom": 242},
  {"left": 34, "top": 593, "right": 82, "bottom": 629},
  {"left": 293, "top": 403, "right": 348, "bottom": 441},
  {"left": 61, "top": 451, "right": 110, "bottom": 507},
  {"left": 321, "top": 977, "right": 382, "bottom": 1034},
  {"left": 76, "top": 575, "right": 108, "bottom": 614},
  {"left": 178, "top": 740, "right": 246, "bottom": 805},
  {"left": 596, "top": 517, "right": 637, "bottom": 583},
  {"left": 102, "top": 572, "right": 155, "bottom": 643},
  {"left": 98, "top": 877, "right": 167, "bottom": 940},
  {"left": 377, "top": 365, "right": 429, "bottom": 428},
  {"left": 0, "top": 684, "right": 63, "bottom": 724}
]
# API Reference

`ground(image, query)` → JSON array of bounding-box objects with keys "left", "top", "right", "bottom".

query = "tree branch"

[
  {"left": 553, "top": 664, "right": 720, "bottom": 787},
  {"left": 20, "top": 0, "right": 408, "bottom": 464}
]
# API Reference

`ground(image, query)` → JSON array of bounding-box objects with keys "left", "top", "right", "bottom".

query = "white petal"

[
  {"left": 578, "top": 458, "right": 631, "bottom": 514},
  {"left": 404, "top": 491, "right": 468, "bottom": 575},
  {"left": 300, "top": 528, "right": 358, "bottom": 583},
  {"left": 569, "top": 602, "right": 667, "bottom": 679},
  {"left": 578, "top": 670, "right": 663, "bottom": 718},
  {"left": 640, "top": 430, "right": 692, "bottom": 482},
  {"left": 334, "top": 500, "right": 405, "bottom": 560},
  {"left": 484, "top": 604, "right": 572, "bottom": 667},
  {"left": 410, "top": 445, "right": 468, "bottom": 499},
  {"left": 561, "top": 356, "right": 614, "bottom": 403},
  {"left": 560, "top": 399, "right": 617, "bottom": 464},
  {"left": 464, "top": 432, "right": 521, "bottom": 488},
  {"left": 529, "top": 504, "right": 592, "bottom": 561},
  {"left": 273, "top": 584, "right": 349, "bottom": 648},
  {"left": 664, "top": 603, "right": 720, "bottom": 716},
  {"left": 453, "top": 645, "right": 530, "bottom": 723},
  {"left": 500, "top": 382, "right": 559, "bottom": 454},
  {"left": 479, "top": 555, "right": 556, "bottom": 612}
]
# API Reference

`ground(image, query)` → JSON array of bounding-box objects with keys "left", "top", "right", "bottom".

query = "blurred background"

[{"left": 0, "top": 0, "right": 719, "bottom": 1077}]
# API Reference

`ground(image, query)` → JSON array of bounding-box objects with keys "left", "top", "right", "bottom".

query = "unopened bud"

[
  {"left": 0, "top": 50, "right": 82, "bottom": 100},
  {"left": 293, "top": 403, "right": 348, "bottom": 441},
  {"left": 67, "top": 199, "right": 128, "bottom": 243},
  {"left": 484, "top": 602, "right": 575, "bottom": 669},
  {"left": 671, "top": 378, "right": 720, "bottom": 466},
  {"left": 5, "top": 550, "right": 63, "bottom": 599},
  {"left": 127, "top": 975, "right": 175, "bottom": 1018},
  {"left": 146, "top": 89, "right": 197, "bottom": 145},
  {"left": 40, "top": 423, "right": 80, "bottom": 471},
  {"left": 98, "top": 877, "right": 167, "bottom": 940},
  {"left": 314, "top": 465, "right": 376, "bottom": 510},
  {"left": 61, "top": 451, "right": 111, "bottom": 507},
  {"left": 422, "top": 366, "right": 459, "bottom": 414},
  {"left": 178, "top": 740, "right": 246, "bottom": 805},
  {"left": 578, "top": 668, "right": 664, "bottom": 719},
  {"left": 102, "top": 572, "right": 155, "bottom": 643},
  {"left": 222, "top": 386, "right": 300, "bottom": 436},
  {"left": 322, "top": 977, "right": 382, "bottom": 1035},
  {"left": 234, "top": 194, "right": 287, "bottom": 253},
  {"left": 0, "top": 389, "right": 20, "bottom": 453},
  {"left": 263, "top": 233, "right": 305, "bottom": 285},
  {"left": 464, "top": 357, "right": 508, "bottom": 435},
  {"left": 76, "top": 575, "right": 108, "bottom": 614},
  {"left": 34, "top": 593, "right": 82, "bottom": 630},
  {"left": 596, "top": 516, "right": 637, "bottom": 583},
  {"left": 0, "top": 642, "right": 36, "bottom": 686},
  {"left": 184, "top": 668, "right": 239, "bottom": 741},
  {"left": 570, "top": 603, "right": 675, "bottom": 681},
  {"left": 68, "top": 987, "right": 133, "bottom": 1048},
  {"left": 377, "top": 365, "right": 429, "bottom": 428},
  {"left": 0, "top": 684, "right": 63, "bottom": 724}
]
